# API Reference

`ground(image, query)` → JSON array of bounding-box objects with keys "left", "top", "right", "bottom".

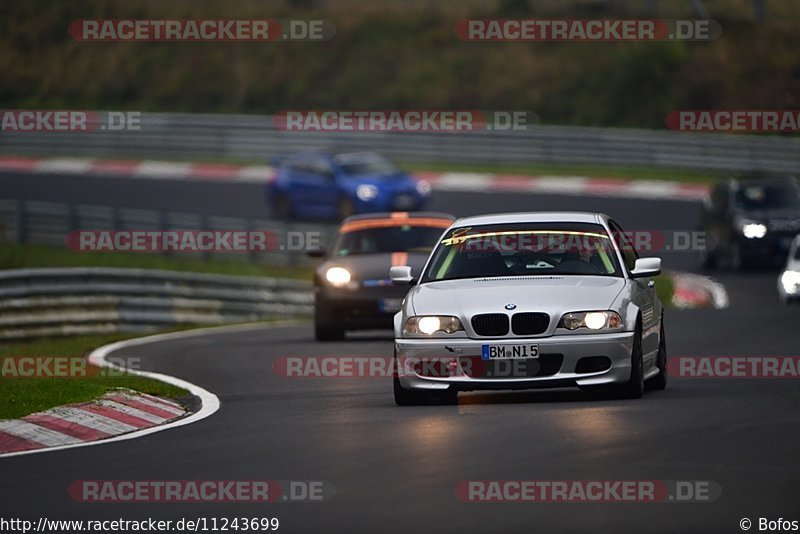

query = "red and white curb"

[
  {"left": 0, "top": 390, "right": 187, "bottom": 455},
  {"left": 671, "top": 272, "right": 730, "bottom": 310},
  {"left": 0, "top": 322, "right": 304, "bottom": 459},
  {"left": 0, "top": 156, "right": 710, "bottom": 201},
  {"left": 414, "top": 171, "right": 709, "bottom": 201}
]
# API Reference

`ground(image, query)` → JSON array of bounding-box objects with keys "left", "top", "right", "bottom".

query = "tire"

[
  {"left": 337, "top": 197, "right": 356, "bottom": 220},
  {"left": 393, "top": 353, "right": 456, "bottom": 406},
  {"left": 698, "top": 248, "right": 718, "bottom": 272},
  {"left": 314, "top": 315, "right": 344, "bottom": 342},
  {"left": 727, "top": 242, "right": 756, "bottom": 271},
  {"left": 613, "top": 321, "right": 644, "bottom": 399},
  {"left": 646, "top": 317, "right": 668, "bottom": 391},
  {"left": 274, "top": 193, "right": 293, "bottom": 221}
]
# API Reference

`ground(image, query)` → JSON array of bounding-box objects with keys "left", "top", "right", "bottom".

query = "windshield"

[
  {"left": 334, "top": 152, "right": 399, "bottom": 176},
  {"left": 334, "top": 224, "right": 447, "bottom": 256},
  {"left": 422, "top": 222, "right": 623, "bottom": 282},
  {"left": 734, "top": 183, "right": 800, "bottom": 211}
]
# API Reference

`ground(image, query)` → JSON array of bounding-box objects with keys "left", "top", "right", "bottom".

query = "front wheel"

[
  {"left": 646, "top": 317, "right": 668, "bottom": 391},
  {"left": 613, "top": 322, "right": 644, "bottom": 399},
  {"left": 697, "top": 247, "right": 718, "bottom": 272},
  {"left": 314, "top": 312, "right": 344, "bottom": 341},
  {"left": 393, "top": 353, "right": 457, "bottom": 406},
  {"left": 273, "top": 193, "right": 293, "bottom": 221},
  {"left": 337, "top": 197, "right": 356, "bottom": 220},
  {"left": 727, "top": 241, "right": 757, "bottom": 271}
]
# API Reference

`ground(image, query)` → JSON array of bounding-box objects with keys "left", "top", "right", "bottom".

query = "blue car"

[{"left": 268, "top": 151, "right": 431, "bottom": 220}]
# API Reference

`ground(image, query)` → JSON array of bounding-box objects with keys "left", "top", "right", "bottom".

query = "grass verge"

[
  {"left": 655, "top": 274, "right": 676, "bottom": 308},
  {"left": 0, "top": 242, "right": 314, "bottom": 280},
  {"left": 0, "top": 333, "right": 189, "bottom": 420},
  {"left": 0, "top": 241, "right": 307, "bottom": 420}
]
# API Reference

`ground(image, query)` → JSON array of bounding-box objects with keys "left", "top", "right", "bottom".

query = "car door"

[
  {"left": 306, "top": 156, "right": 341, "bottom": 216},
  {"left": 609, "top": 220, "right": 660, "bottom": 367},
  {"left": 290, "top": 155, "right": 338, "bottom": 216}
]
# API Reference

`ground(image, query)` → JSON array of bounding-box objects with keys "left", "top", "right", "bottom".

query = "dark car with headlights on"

[
  {"left": 310, "top": 212, "right": 454, "bottom": 341},
  {"left": 699, "top": 176, "right": 800, "bottom": 270}
]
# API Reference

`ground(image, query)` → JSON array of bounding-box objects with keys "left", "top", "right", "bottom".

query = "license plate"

[
  {"left": 379, "top": 298, "right": 403, "bottom": 313},
  {"left": 481, "top": 344, "right": 539, "bottom": 360},
  {"left": 393, "top": 195, "right": 415, "bottom": 209}
]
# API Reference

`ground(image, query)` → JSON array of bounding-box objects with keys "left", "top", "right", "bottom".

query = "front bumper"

[
  {"left": 738, "top": 233, "right": 796, "bottom": 262},
  {"left": 356, "top": 192, "right": 426, "bottom": 213},
  {"left": 316, "top": 288, "right": 407, "bottom": 330},
  {"left": 395, "top": 332, "right": 635, "bottom": 391}
]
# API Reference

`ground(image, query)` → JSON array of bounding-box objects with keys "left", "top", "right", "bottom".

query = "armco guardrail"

[
  {"left": 0, "top": 267, "right": 313, "bottom": 340},
  {"left": 0, "top": 198, "right": 334, "bottom": 268},
  {"left": 1, "top": 112, "right": 799, "bottom": 173}
]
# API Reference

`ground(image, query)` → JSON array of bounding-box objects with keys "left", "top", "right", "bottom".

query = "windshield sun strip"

[
  {"left": 340, "top": 218, "right": 452, "bottom": 234},
  {"left": 439, "top": 229, "right": 611, "bottom": 246}
]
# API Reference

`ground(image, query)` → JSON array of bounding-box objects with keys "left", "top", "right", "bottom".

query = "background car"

[
  {"left": 391, "top": 212, "right": 666, "bottom": 405},
  {"left": 268, "top": 150, "right": 431, "bottom": 221},
  {"left": 778, "top": 235, "right": 800, "bottom": 304},
  {"left": 310, "top": 211, "right": 454, "bottom": 340},
  {"left": 699, "top": 175, "right": 800, "bottom": 270}
]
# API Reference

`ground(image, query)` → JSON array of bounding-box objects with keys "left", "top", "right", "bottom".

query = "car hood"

[
  {"left": 318, "top": 252, "right": 430, "bottom": 282},
  {"left": 738, "top": 208, "right": 800, "bottom": 223},
  {"left": 409, "top": 276, "right": 627, "bottom": 317}
]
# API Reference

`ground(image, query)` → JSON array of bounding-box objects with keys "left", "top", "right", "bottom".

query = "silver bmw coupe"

[{"left": 390, "top": 212, "right": 667, "bottom": 405}]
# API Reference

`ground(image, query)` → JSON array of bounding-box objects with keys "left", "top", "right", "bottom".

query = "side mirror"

[
  {"left": 631, "top": 257, "right": 661, "bottom": 278},
  {"left": 390, "top": 265, "right": 414, "bottom": 285},
  {"left": 307, "top": 248, "right": 326, "bottom": 259}
]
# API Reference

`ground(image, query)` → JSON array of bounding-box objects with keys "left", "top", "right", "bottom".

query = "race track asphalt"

[{"left": 1, "top": 171, "right": 798, "bottom": 533}]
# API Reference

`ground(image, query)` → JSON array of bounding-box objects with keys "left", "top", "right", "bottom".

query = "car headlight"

[
  {"left": 416, "top": 179, "right": 432, "bottom": 196},
  {"left": 558, "top": 311, "right": 623, "bottom": 331},
  {"left": 325, "top": 267, "right": 352, "bottom": 287},
  {"left": 356, "top": 184, "right": 378, "bottom": 201},
  {"left": 404, "top": 316, "right": 463, "bottom": 335},
  {"left": 781, "top": 271, "right": 800, "bottom": 294},
  {"left": 738, "top": 220, "right": 767, "bottom": 239}
]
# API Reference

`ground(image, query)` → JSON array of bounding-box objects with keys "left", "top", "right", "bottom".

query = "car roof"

[
  {"left": 451, "top": 212, "right": 607, "bottom": 227},
  {"left": 338, "top": 212, "right": 456, "bottom": 234},
  {"left": 287, "top": 149, "right": 380, "bottom": 159},
  {"left": 342, "top": 211, "right": 455, "bottom": 223}
]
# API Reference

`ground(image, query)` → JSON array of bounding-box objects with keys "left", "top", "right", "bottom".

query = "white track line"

[{"left": 0, "top": 320, "right": 301, "bottom": 459}]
